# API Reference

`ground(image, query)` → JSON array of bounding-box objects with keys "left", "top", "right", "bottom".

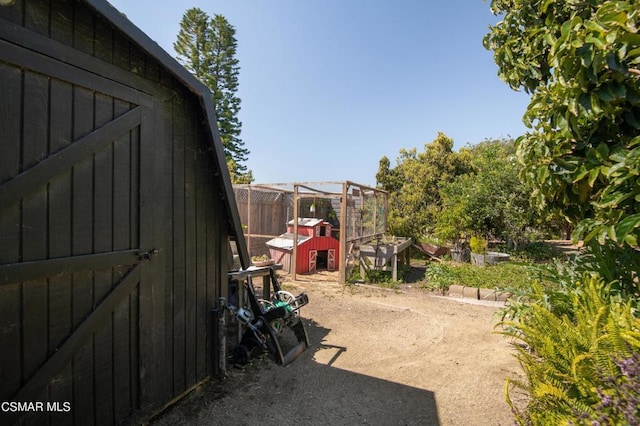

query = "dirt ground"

[{"left": 151, "top": 269, "right": 525, "bottom": 426}]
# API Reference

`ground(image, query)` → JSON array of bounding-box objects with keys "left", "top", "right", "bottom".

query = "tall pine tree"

[{"left": 174, "top": 8, "right": 251, "bottom": 181}]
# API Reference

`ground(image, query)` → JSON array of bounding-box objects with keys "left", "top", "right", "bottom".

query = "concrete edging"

[{"left": 446, "top": 284, "right": 511, "bottom": 302}]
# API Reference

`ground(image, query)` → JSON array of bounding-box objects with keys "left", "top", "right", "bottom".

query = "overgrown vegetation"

[
  {"left": 422, "top": 261, "right": 544, "bottom": 293},
  {"left": 499, "top": 277, "right": 640, "bottom": 425},
  {"left": 484, "top": 0, "right": 640, "bottom": 424}
]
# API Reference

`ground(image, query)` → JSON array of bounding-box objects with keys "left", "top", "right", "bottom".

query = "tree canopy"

[
  {"left": 175, "top": 8, "right": 252, "bottom": 183},
  {"left": 376, "top": 132, "right": 472, "bottom": 240},
  {"left": 435, "top": 139, "right": 536, "bottom": 244},
  {"left": 484, "top": 0, "right": 640, "bottom": 247}
]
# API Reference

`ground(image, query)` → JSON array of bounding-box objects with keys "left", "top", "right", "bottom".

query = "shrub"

[
  {"left": 499, "top": 277, "right": 640, "bottom": 425},
  {"left": 469, "top": 235, "right": 487, "bottom": 254}
]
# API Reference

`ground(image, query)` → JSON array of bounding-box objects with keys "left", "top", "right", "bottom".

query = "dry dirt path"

[{"left": 152, "top": 275, "right": 523, "bottom": 426}]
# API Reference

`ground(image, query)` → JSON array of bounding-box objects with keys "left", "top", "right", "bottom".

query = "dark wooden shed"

[{"left": 0, "top": 0, "right": 249, "bottom": 424}]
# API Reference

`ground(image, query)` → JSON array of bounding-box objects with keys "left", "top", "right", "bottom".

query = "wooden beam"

[
  {"left": 243, "top": 233, "right": 280, "bottom": 239},
  {"left": 0, "top": 107, "right": 141, "bottom": 212},
  {"left": 339, "top": 182, "right": 349, "bottom": 284},
  {"left": 0, "top": 249, "right": 143, "bottom": 286},
  {"left": 0, "top": 36, "right": 153, "bottom": 107},
  {"left": 292, "top": 185, "right": 299, "bottom": 281},
  {"left": 0, "top": 17, "right": 163, "bottom": 102}
]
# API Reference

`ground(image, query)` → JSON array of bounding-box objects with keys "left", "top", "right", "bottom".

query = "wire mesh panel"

[
  {"left": 233, "top": 186, "right": 293, "bottom": 257},
  {"left": 233, "top": 182, "right": 388, "bottom": 282}
]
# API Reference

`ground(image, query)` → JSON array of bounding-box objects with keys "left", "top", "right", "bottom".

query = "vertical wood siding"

[{"left": 0, "top": 0, "right": 230, "bottom": 424}]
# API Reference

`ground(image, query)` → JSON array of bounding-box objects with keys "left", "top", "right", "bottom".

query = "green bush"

[
  {"left": 499, "top": 277, "right": 640, "bottom": 425},
  {"left": 469, "top": 235, "right": 487, "bottom": 254}
]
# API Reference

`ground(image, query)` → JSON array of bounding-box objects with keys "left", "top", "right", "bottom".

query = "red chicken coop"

[{"left": 267, "top": 218, "right": 340, "bottom": 274}]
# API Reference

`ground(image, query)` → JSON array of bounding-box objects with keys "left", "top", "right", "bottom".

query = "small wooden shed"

[
  {"left": 267, "top": 218, "right": 340, "bottom": 274},
  {"left": 0, "top": 0, "right": 249, "bottom": 424}
]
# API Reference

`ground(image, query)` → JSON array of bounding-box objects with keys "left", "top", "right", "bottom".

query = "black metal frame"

[{"left": 230, "top": 268, "right": 309, "bottom": 366}]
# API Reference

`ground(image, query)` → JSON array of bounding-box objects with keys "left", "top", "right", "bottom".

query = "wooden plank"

[
  {"left": 73, "top": 0, "right": 95, "bottom": 56},
  {"left": 159, "top": 99, "right": 175, "bottom": 401},
  {"left": 93, "top": 93, "right": 115, "bottom": 254},
  {"left": 339, "top": 183, "right": 349, "bottom": 284},
  {"left": 48, "top": 76, "right": 75, "bottom": 420},
  {"left": 47, "top": 275, "right": 73, "bottom": 425},
  {"left": 93, "top": 91, "right": 115, "bottom": 424},
  {"left": 130, "top": 114, "right": 140, "bottom": 250},
  {"left": 12, "top": 66, "right": 46, "bottom": 425},
  {"left": 112, "top": 100, "right": 135, "bottom": 419},
  {"left": 138, "top": 101, "right": 168, "bottom": 407},
  {"left": 111, "top": 29, "right": 130, "bottom": 70},
  {"left": 49, "top": 0, "right": 73, "bottom": 45},
  {"left": 47, "top": 76, "right": 74, "bottom": 295},
  {"left": 0, "top": 59, "right": 22, "bottom": 403},
  {"left": 94, "top": 15, "right": 113, "bottom": 63},
  {"left": 171, "top": 95, "right": 187, "bottom": 395},
  {"left": 112, "top": 291, "right": 133, "bottom": 420},
  {"left": 71, "top": 84, "right": 96, "bottom": 425},
  {"left": 144, "top": 55, "right": 160, "bottom": 84},
  {"left": 24, "top": 0, "right": 49, "bottom": 37},
  {"left": 195, "top": 120, "right": 208, "bottom": 380},
  {"left": 0, "top": 250, "right": 142, "bottom": 286},
  {"left": 21, "top": 72, "right": 49, "bottom": 388},
  {"left": 0, "top": 61, "right": 20, "bottom": 186},
  {"left": 129, "top": 284, "right": 140, "bottom": 414},
  {"left": 0, "top": 61, "right": 22, "bottom": 266},
  {"left": 0, "top": 107, "right": 141, "bottom": 212},
  {"left": 0, "top": 285, "right": 21, "bottom": 400},
  {"left": 205, "top": 158, "right": 218, "bottom": 376},
  {"left": 184, "top": 98, "right": 198, "bottom": 388},
  {"left": 129, "top": 36, "right": 145, "bottom": 77},
  {"left": 112, "top": 100, "right": 132, "bottom": 251}
]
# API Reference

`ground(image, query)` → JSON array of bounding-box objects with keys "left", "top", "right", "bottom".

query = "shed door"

[
  {"left": 308, "top": 250, "right": 318, "bottom": 272},
  {"left": 0, "top": 29, "right": 165, "bottom": 424}
]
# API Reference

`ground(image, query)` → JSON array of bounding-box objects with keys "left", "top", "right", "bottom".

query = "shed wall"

[{"left": 0, "top": 1, "right": 229, "bottom": 424}]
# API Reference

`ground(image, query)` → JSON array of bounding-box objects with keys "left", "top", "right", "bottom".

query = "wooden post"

[
  {"left": 247, "top": 185, "right": 252, "bottom": 257},
  {"left": 339, "top": 182, "right": 348, "bottom": 284},
  {"left": 392, "top": 252, "right": 398, "bottom": 281},
  {"left": 292, "top": 184, "right": 299, "bottom": 281}
]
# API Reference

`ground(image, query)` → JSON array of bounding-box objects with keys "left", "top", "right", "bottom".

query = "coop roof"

[
  {"left": 85, "top": 0, "right": 249, "bottom": 268},
  {"left": 266, "top": 233, "right": 312, "bottom": 250},
  {"left": 287, "top": 218, "right": 327, "bottom": 227}
]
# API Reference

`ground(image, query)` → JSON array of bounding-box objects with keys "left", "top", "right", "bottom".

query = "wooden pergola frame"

[{"left": 234, "top": 181, "right": 388, "bottom": 283}]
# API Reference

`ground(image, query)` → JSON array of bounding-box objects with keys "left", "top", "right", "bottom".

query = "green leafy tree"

[
  {"left": 484, "top": 0, "right": 640, "bottom": 247},
  {"left": 175, "top": 8, "right": 252, "bottom": 183},
  {"left": 435, "top": 139, "right": 538, "bottom": 245},
  {"left": 376, "top": 132, "right": 472, "bottom": 240}
]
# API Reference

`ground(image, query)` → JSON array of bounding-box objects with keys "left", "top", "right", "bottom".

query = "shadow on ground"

[{"left": 152, "top": 317, "right": 440, "bottom": 425}]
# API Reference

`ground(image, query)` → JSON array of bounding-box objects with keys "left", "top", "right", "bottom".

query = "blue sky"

[{"left": 108, "top": 0, "right": 530, "bottom": 186}]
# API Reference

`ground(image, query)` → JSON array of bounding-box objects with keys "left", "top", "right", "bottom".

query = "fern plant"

[{"left": 498, "top": 276, "right": 640, "bottom": 425}]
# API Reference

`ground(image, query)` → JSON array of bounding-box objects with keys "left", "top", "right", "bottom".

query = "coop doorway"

[{"left": 316, "top": 250, "right": 328, "bottom": 269}]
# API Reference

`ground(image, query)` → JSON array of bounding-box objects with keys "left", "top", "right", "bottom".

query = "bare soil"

[{"left": 151, "top": 270, "right": 524, "bottom": 426}]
